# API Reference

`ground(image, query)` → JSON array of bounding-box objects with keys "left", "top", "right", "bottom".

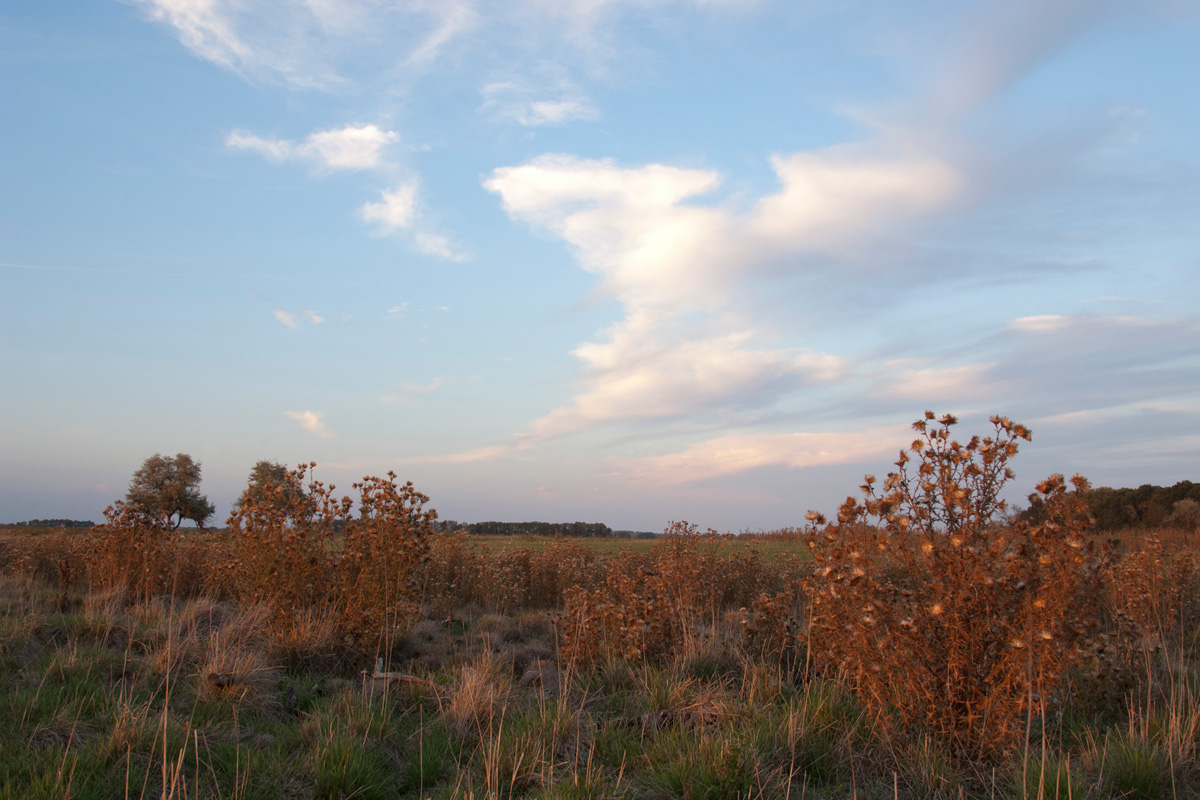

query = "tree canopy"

[{"left": 125, "top": 453, "right": 215, "bottom": 529}]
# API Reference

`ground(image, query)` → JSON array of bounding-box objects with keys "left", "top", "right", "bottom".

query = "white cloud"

[
  {"left": 273, "top": 308, "right": 323, "bottom": 329},
  {"left": 360, "top": 184, "right": 468, "bottom": 260},
  {"left": 415, "top": 233, "right": 467, "bottom": 261},
  {"left": 615, "top": 426, "right": 909, "bottom": 485},
  {"left": 527, "top": 331, "right": 844, "bottom": 441},
  {"left": 227, "top": 124, "right": 398, "bottom": 172},
  {"left": 361, "top": 182, "right": 419, "bottom": 231},
  {"left": 273, "top": 309, "right": 299, "bottom": 329},
  {"left": 302, "top": 125, "right": 398, "bottom": 170},
  {"left": 878, "top": 361, "right": 998, "bottom": 402},
  {"left": 286, "top": 410, "right": 331, "bottom": 437},
  {"left": 384, "top": 303, "right": 409, "bottom": 318},
  {"left": 228, "top": 127, "right": 462, "bottom": 259},
  {"left": 485, "top": 146, "right": 960, "bottom": 442},
  {"left": 226, "top": 131, "right": 292, "bottom": 162},
  {"left": 1011, "top": 314, "right": 1071, "bottom": 333},
  {"left": 750, "top": 148, "right": 961, "bottom": 253}
]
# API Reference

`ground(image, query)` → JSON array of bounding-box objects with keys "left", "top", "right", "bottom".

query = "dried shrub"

[
  {"left": 424, "top": 531, "right": 488, "bottom": 614},
  {"left": 423, "top": 535, "right": 602, "bottom": 616},
  {"left": 157, "top": 530, "right": 230, "bottom": 599},
  {"left": 484, "top": 548, "right": 534, "bottom": 613},
  {"left": 1104, "top": 538, "right": 1200, "bottom": 643},
  {"left": 87, "top": 501, "right": 172, "bottom": 603},
  {"left": 226, "top": 463, "right": 346, "bottom": 634},
  {"left": 559, "top": 524, "right": 780, "bottom": 666},
  {"left": 338, "top": 472, "right": 435, "bottom": 649},
  {"left": 740, "top": 589, "right": 804, "bottom": 666},
  {"left": 1078, "top": 538, "right": 1200, "bottom": 709},
  {"left": 526, "top": 539, "right": 599, "bottom": 609},
  {"left": 805, "top": 412, "right": 1109, "bottom": 757},
  {"left": 5, "top": 528, "right": 88, "bottom": 609},
  {"left": 228, "top": 463, "right": 436, "bottom": 651},
  {"left": 560, "top": 550, "right": 671, "bottom": 665}
]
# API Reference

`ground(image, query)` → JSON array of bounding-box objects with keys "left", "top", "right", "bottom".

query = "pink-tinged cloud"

[{"left": 614, "top": 426, "right": 910, "bottom": 485}]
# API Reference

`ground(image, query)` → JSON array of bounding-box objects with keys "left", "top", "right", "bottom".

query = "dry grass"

[{"left": 2, "top": 428, "right": 1198, "bottom": 797}]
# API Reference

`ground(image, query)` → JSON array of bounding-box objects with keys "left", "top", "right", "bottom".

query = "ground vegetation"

[{"left": 0, "top": 419, "right": 1197, "bottom": 798}]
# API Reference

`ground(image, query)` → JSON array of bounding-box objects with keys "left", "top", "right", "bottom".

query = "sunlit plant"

[{"left": 805, "top": 412, "right": 1107, "bottom": 757}]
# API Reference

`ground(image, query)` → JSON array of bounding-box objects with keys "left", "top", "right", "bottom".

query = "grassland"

[
  {"left": 456, "top": 532, "right": 810, "bottom": 559},
  {"left": 1, "top": 516, "right": 1197, "bottom": 799}
]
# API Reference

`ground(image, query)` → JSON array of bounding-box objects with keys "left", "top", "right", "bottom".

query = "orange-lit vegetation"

[
  {"left": 806, "top": 414, "right": 1107, "bottom": 757},
  {"left": 1, "top": 413, "right": 1198, "bottom": 798}
]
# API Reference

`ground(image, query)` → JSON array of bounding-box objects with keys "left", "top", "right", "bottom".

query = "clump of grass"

[
  {"left": 447, "top": 649, "right": 513, "bottom": 740},
  {"left": 197, "top": 605, "right": 279, "bottom": 715},
  {"left": 1094, "top": 733, "right": 1169, "bottom": 800},
  {"left": 1009, "top": 754, "right": 1086, "bottom": 800}
]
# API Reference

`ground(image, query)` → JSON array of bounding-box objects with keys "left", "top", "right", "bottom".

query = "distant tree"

[
  {"left": 125, "top": 453, "right": 215, "bottom": 529},
  {"left": 1173, "top": 499, "right": 1200, "bottom": 535},
  {"left": 235, "top": 460, "right": 308, "bottom": 514}
]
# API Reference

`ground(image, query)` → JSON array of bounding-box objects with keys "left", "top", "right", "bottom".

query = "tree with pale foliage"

[
  {"left": 1172, "top": 498, "right": 1200, "bottom": 534},
  {"left": 125, "top": 453, "right": 215, "bottom": 529},
  {"left": 234, "top": 460, "right": 309, "bottom": 515}
]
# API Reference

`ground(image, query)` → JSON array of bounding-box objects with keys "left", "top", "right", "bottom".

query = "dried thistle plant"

[
  {"left": 805, "top": 412, "right": 1108, "bottom": 757},
  {"left": 338, "top": 471, "right": 436, "bottom": 648},
  {"left": 225, "top": 463, "right": 347, "bottom": 636}
]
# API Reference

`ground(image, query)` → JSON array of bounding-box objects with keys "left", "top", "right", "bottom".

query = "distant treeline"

[
  {"left": 1021, "top": 480, "right": 1199, "bottom": 530},
  {"left": 10, "top": 519, "right": 96, "bottom": 528},
  {"left": 433, "top": 520, "right": 655, "bottom": 539}
]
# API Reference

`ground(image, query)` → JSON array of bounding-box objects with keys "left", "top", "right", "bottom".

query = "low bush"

[
  {"left": 805, "top": 412, "right": 1111, "bottom": 758},
  {"left": 339, "top": 472, "right": 436, "bottom": 649}
]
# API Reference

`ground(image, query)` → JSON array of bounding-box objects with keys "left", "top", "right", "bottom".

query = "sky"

[{"left": 2, "top": 0, "right": 1199, "bottom": 532}]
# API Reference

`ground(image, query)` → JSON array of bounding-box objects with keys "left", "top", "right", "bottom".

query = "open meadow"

[{"left": 1, "top": 419, "right": 1198, "bottom": 799}]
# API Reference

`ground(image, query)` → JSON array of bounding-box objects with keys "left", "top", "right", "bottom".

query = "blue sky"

[{"left": 2, "top": 0, "right": 1198, "bottom": 531}]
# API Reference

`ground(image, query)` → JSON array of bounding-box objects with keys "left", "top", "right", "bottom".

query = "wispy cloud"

[
  {"left": 414, "top": 233, "right": 466, "bottom": 261},
  {"left": 285, "top": 410, "right": 331, "bottom": 438},
  {"left": 405, "top": 0, "right": 477, "bottom": 66},
  {"left": 227, "top": 124, "right": 398, "bottom": 172},
  {"left": 227, "top": 125, "right": 465, "bottom": 260},
  {"left": 526, "top": 332, "right": 844, "bottom": 441},
  {"left": 132, "top": 0, "right": 259, "bottom": 78},
  {"left": 1010, "top": 315, "right": 1071, "bottom": 333},
  {"left": 272, "top": 308, "right": 324, "bottom": 329},
  {"left": 875, "top": 361, "right": 999, "bottom": 403},
  {"left": 614, "top": 426, "right": 909, "bottom": 485},
  {"left": 380, "top": 377, "right": 444, "bottom": 403},
  {"left": 273, "top": 309, "right": 299, "bottom": 329},
  {"left": 360, "top": 183, "right": 468, "bottom": 260},
  {"left": 924, "top": 0, "right": 1112, "bottom": 119},
  {"left": 132, "top": 0, "right": 479, "bottom": 88},
  {"left": 479, "top": 79, "right": 598, "bottom": 126},
  {"left": 135, "top": 0, "right": 760, "bottom": 92}
]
